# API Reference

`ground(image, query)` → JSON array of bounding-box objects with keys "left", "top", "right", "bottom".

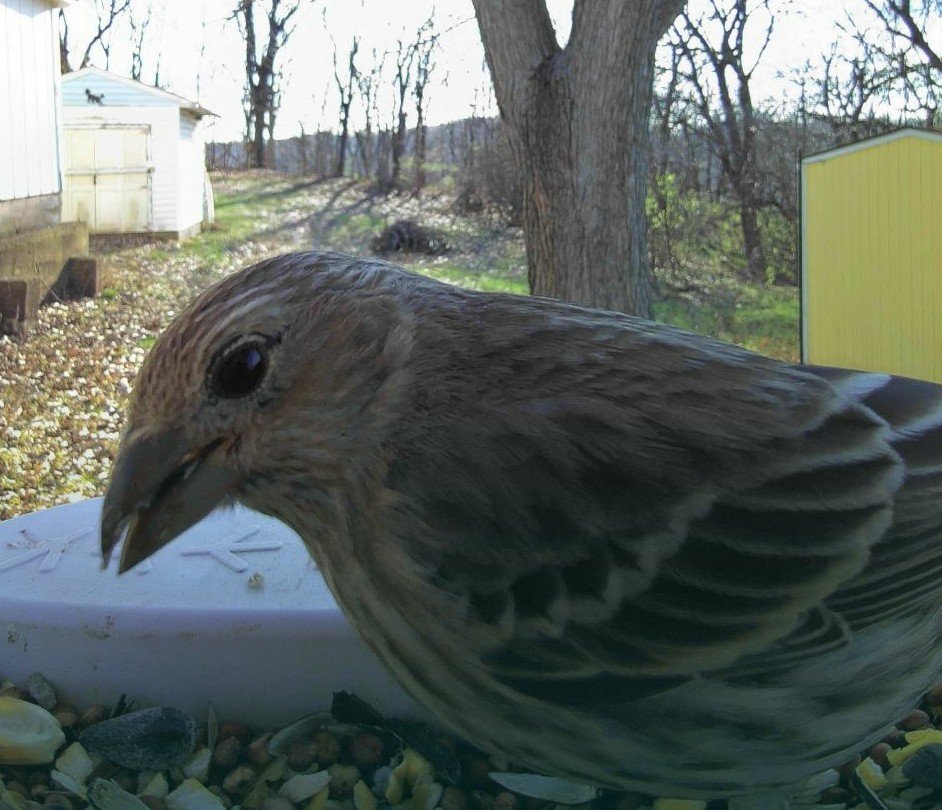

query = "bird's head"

[{"left": 100, "top": 252, "right": 415, "bottom": 573}]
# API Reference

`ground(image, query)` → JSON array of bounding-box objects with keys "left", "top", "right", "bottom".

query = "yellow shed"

[{"left": 800, "top": 127, "right": 942, "bottom": 382}]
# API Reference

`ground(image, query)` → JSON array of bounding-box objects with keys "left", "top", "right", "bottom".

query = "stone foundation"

[
  {"left": 0, "top": 194, "right": 61, "bottom": 234},
  {"left": 0, "top": 221, "right": 99, "bottom": 334}
]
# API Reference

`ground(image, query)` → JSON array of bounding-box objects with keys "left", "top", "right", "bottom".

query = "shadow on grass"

[
  {"left": 242, "top": 180, "right": 387, "bottom": 252},
  {"left": 216, "top": 177, "right": 333, "bottom": 210}
]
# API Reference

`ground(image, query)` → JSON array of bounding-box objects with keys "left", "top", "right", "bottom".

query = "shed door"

[{"left": 63, "top": 126, "right": 152, "bottom": 232}]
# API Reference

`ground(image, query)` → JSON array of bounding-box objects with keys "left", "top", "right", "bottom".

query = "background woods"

[
  {"left": 51, "top": 0, "right": 942, "bottom": 309},
  {"left": 3, "top": 0, "right": 940, "bottom": 519}
]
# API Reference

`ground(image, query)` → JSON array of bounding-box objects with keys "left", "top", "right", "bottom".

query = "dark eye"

[{"left": 210, "top": 338, "right": 270, "bottom": 399}]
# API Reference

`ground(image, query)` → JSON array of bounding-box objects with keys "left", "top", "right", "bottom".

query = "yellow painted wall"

[{"left": 802, "top": 133, "right": 942, "bottom": 382}]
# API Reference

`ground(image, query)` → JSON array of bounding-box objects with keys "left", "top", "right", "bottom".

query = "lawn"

[{"left": 0, "top": 170, "right": 799, "bottom": 520}]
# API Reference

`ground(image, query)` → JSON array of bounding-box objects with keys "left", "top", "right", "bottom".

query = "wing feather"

[{"left": 386, "top": 295, "right": 941, "bottom": 704}]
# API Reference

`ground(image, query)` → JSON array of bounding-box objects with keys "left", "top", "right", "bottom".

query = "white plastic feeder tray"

[{"left": 0, "top": 498, "right": 421, "bottom": 726}]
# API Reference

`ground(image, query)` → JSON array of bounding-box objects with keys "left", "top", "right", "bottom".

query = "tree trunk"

[
  {"left": 336, "top": 109, "right": 350, "bottom": 177},
  {"left": 472, "top": 0, "right": 684, "bottom": 317},
  {"left": 739, "top": 195, "right": 767, "bottom": 282},
  {"left": 391, "top": 111, "right": 407, "bottom": 188},
  {"left": 414, "top": 121, "right": 427, "bottom": 191},
  {"left": 253, "top": 96, "right": 266, "bottom": 168},
  {"left": 376, "top": 130, "right": 393, "bottom": 190}
]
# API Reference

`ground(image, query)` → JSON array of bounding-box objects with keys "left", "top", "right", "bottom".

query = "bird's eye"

[{"left": 210, "top": 338, "right": 270, "bottom": 399}]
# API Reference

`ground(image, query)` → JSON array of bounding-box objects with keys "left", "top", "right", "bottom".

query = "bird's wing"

[
  {"left": 386, "top": 312, "right": 941, "bottom": 703},
  {"left": 802, "top": 367, "right": 942, "bottom": 627}
]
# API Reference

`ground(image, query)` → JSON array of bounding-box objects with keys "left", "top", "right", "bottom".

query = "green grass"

[
  {"left": 420, "top": 261, "right": 528, "bottom": 295},
  {"left": 655, "top": 284, "right": 799, "bottom": 362},
  {"left": 128, "top": 171, "right": 800, "bottom": 363}
]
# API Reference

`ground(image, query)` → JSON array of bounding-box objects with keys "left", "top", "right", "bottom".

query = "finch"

[{"left": 101, "top": 251, "right": 942, "bottom": 801}]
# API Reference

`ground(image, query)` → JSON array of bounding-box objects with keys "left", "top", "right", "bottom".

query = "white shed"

[
  {"left": 61, "top": 68, "right": 214, "bottom": 239},
  {"left": 0, "top": 0, "right": 69, "bottom": 233}
]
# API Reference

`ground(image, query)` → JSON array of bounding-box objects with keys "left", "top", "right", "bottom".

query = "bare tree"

[
  {"left": 353, "top": 48, "right": 384, "bottom": 179},
  {"left": 411, "top": 17, "right": 438, "bottom": 192},
  {"left": 852, "top": 0, "right": 941, "bottom": 125},
  {"left": 668, "top": 0, "right": 781, "bottom": 282},
  {"left": 231, "top": 0, "right": 303, "bottom": 169},
  {"left": 812, "top": 47, "right": 893, "bottom": 140},
  {"left": 331, "top": 36, "right": 359, "bottom": 178},
  {"left": 390, "top": 36, "right": 418, "bottom": 189},
  {"left": 128, "top": 1, "right": 161, "bottom": 84},
  {"left": 472, "top": 0, "right": 684, "bottom": 317},
  {"left": 59, "top": 0, "right": 132, "bottom": 73}
]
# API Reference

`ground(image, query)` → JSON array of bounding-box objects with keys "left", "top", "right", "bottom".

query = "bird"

[{"left": 101, "top": 250, "right": 942, "bottom": 803}]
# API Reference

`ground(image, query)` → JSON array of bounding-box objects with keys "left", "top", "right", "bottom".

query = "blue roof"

[{"left": 62, "top": 68, "right": 213, "bottom": 116}]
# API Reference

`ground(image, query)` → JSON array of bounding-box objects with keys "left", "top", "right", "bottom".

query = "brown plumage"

[{"left": 102, "top": 251, "right": 942, "bottom": 801}]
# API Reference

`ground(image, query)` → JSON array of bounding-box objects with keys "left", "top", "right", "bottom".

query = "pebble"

[
  {"left": 404, "top": 782, "right": 444, "bottom": 810},
  {"left": 0, "top": 696, "right": 66, "bottom": 765},
  {"left": 265, "top": 713, "right": 332, "bottom": 757},
  {"left": 77, "top": 706, "right": 108, "bottom": 731},
  {"left": 313, "top": 731, "right": 341, "bottom": 766},
  {"left": 112, "top": 770, "right": 138, "bottom": 795},
  {"left": 887, "top": 728, "right": 942, "bottom": 767},
  {"left": 245, "top": 735, "right": 272, "bottom": 768},
  {"left": 139, "top": 773, "right": 169, "bottom": 799},
  {"left": 870, "top": 742, "right": 893, "bottom": 769},
  {"left": 205, "top": 786, "right": 230, "bottom": 810},
  {"left": 371, "top": 765, "right": 393, "bottom": 797},
  {"left": 286, "top": 738, "right": 318, "bottom": 771},
  {"left": 327, "top": 764, "right": 360, "bottom": 798},
  {"left": 353, "top": 779, "right": 376, "bottom": 810},
  {"left": 79, "top": 708, "right": 197, "bottom": 772},
  {"left": 442, "top": 786, "right": 471, "bottom": 810},
  {"left": 26, "top": 676, "right": 57, "bottom": 713},
  {"left": 278, "top": 771, "right": 331, "bottom": 803},
  {"left": 348, "top": 733, "right": 385, "bottom": 771},
  {"left": 180, "top": 748, "right": 211, "bottom": 783},
  {"left": 882, "top": 728, "right": 907, "bottom": 748},
  {"left": 50, "top": 706, "right": 78, "bottom": 732},
  {"left": 0, "top": 682, "right": 29, "bottom": 701},
  {"left": 255, "top": 756, "right": 287, "bottom": 784},
  {"left": 8, "top": 677, "right": 942, "bottom": 810},
  {"left": 900, "top": 709, "right": 931, "bottom": 731},
  {"left": 855, "top": 757, "right": 887, "bottom": 790},
  {"left": 494, "top": 792, "right": 517, "bottom": 810},
  {"left": 165, "top": 778, "right": 225, "bottom": 810},
  {"left": 836, "top": 753, "right": 861, "bottom": 777},
  {"left": 461, "top": 758, "right": 494, "bottom": 790},
  {"left": 900, "top": 742, "right": 942, "bottom": 788},
  {"left": 53, "top": 743, "right": 94, "bottom": 784},
  {"left": 86, "top": 778, "right": 149, "bottom": 810},
  {"left": 210, "top": 737, "right": 241, "bottom": 772},
  {"left": 307, "top": 786, "right": 329, "bottom": 810},
  {"left": 240, "top": 783, "right": 269, "bottom": 810},
  {"left": 221, "top": 764, "right": 257, "bottom": 799},
  {"left": 216, "top": 724, "right": 251, "bottom": 747}
]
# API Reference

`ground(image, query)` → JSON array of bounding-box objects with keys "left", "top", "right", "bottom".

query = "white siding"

[
  {"left": 0, "top": 0, "right": 62, "bottom": 201},
  {"left": 62, "top": 105, "right": 179, "bottom": 231},
  {"left": 177, "top": 114, "right": 206, "bottom": 231}
]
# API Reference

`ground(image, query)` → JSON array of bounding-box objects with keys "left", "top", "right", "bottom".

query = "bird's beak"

[{"left": 100, "top": 426, "right": 240, "bottom": 573}]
